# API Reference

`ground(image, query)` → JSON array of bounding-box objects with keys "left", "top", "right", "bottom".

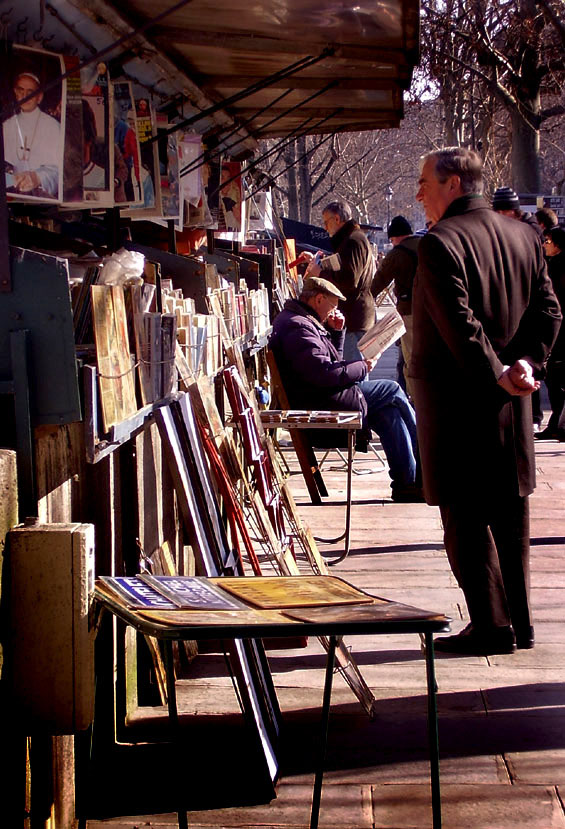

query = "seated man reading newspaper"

[{"left": 269, "top": 276, "right": 423, "bottom": 502}]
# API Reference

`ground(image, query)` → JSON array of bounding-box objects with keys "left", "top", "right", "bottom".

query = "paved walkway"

[{"left": 87, "top": 333, "right": 565, "bottom": 828}]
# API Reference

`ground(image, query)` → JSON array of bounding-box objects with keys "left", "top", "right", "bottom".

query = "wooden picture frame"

[{"left": 154, "top": 395, "right": 282, "bottom": 785}]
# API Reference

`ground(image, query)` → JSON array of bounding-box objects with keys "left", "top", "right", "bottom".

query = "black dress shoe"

[
  {"left": 434, "top": 624, "right": 516, "bottom": 655},
  {"left": 514, "top": 626, "right": 535, "bottom": 649},
  {"left": 535, "top": 427, "right": 559, "bottom": 441},
  {"left": 391, "top": 484, "right": 426, "bottom": 503}
]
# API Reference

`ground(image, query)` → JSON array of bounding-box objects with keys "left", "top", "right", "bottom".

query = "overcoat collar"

[
  {"left": 440, "top": 193, "right": 486, "bottom": 222},
  {"left": 330, "top": 218, "right": 359, "bottom": 250},
  {"left": 285, "top": 297, "right": 328, "bottom": 332}
]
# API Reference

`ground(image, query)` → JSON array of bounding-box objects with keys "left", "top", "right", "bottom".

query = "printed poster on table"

[{"left": 2, "top": 44, "right": 66, "bottom": 203}]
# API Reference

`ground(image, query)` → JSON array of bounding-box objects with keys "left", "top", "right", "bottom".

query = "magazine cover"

[
  {"left": 123, "top": 98, "right": 162, "bottom": 218},
  {"left": 177, "top": 131, "right": 203, "bottom": 227},
  {"left": 79, "top": 60, "right": 113, "bottom": 206},
  {"left": 112, "top": 80, "right": 143, "bottom": 206},
  {"left": 205, "top": 154, "right": 222, "bottom": 228},
  {"left": 218, "top": 159, "right": 243, "bottom": 231},
  {"left": 61, "top": 55, "right": 84, "bottom": 203},
  {"left": 2, "top": 44, "right": 66, "bottom": 203},
  {"left": 155, "top": 112, "right": 181, "bottom": 226}
]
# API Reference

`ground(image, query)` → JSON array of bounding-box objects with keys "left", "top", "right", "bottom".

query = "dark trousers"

[
  {"left": 439, "top": 496, "right": 531, "bottom": 635},
  {"left": 531, "top": 388, "right": 542, "bottom": 426},
  {"left": 545, "top": 359, "right": 565, "bottom": 431}
]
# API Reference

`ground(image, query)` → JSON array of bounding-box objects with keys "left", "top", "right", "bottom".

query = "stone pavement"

[{"left": 86, "top": 337, "right": 565, "bottom": 829}]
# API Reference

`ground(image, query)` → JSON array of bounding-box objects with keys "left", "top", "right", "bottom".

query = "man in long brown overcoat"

[{"left": 410, "top": 147, "right": 561, "bottom": 655}]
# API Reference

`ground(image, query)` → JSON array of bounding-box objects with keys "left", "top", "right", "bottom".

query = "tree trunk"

[
  {"left": 511, "top": 0, "right": 542, "bottom": 194},
  {"left": 284, "top": 141, "right": 299, "bottom": 218},
  {"left": 297, "top": 136, "right": 312, "bottom": 223},
  {"left": 511, "top": 106, "right": 540, "bottom": 194}
]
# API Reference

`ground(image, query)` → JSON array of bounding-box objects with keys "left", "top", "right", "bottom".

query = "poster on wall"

[
  {"left": 247, "top": 189, "right": 274, "bottom": 232},
  {"left": 123, "top": 98, "right": 161, "bottom": 219},
  {"left": 78, "top": 61, "right": 114, "bottom": 206},
  {"left": 218, "top": 160, "right": 243, "bottom": 232},
  {"left": 61, "top": 55, "right": 84, "bottom": 203},
  {"left": 155, "top": 113, "right": 181, "bottom": 226},
  {"left": 112, "top": 81, "right": 143, "bottom": 206},
  {"left": 205, "top": 155, "right": 222, "bottom": 229},
  {"left": 177, "top": 132, "right": 203, "bottom": 227},
  {"left": 2, "top": 44, "right": 66, "bottom": 203}
]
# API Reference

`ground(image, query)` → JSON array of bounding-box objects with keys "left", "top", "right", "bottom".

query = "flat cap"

[
  {"left": 302, "top": 276, "right": 346, "bottom": 301},
  {"left": 492, "top": 187, "right": 520, "bottom": 211}
]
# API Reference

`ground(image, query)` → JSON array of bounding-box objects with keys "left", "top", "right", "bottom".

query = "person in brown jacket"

[
  {"left": 411, "top": 147, "right": 561, "bottom": 656},
  {"left": 303, "top": 200, "right": 375, "bottom": 361},
  {"left": 371, "top": 215, "right": 420, "bottom": 398}
]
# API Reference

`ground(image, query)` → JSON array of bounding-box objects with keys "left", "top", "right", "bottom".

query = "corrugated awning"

[{"left": 135, "top": 0, "right": 419, "bottom": 137}]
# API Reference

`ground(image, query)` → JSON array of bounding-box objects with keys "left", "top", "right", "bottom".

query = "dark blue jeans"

[{"left": 357, "top": 379, "right": 418, "bottom": 488}]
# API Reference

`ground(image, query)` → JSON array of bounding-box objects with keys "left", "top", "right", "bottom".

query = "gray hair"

[
  {"left": 420, "top": 147, "right": 483, "bottom": 195},
  {"left": 322, "top": 200, "right": 352, "bottom": 222},
  {"left": 300, "top": 287, "right": 320, "bottom": 302}
]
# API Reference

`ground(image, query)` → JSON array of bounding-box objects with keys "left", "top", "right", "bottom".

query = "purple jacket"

[{"left": 269, "top": 298, "right": 369, "bottom": 427}]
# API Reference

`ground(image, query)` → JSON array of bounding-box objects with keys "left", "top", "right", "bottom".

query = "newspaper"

[{"left": 357, "top": 308, "right": 405, "bottom": 361}]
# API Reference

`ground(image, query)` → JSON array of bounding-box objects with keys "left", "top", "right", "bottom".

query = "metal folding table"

[{"left": 94, "top": 575, "right": 450, "bottom": 829}]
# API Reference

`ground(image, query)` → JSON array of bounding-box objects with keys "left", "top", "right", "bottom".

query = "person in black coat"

[
  {"left": 301, "top": 201, "right": 375, "bottom": 361},
  {"left": 536, "top": 226, "right": 565, "bottom": 440},
  {"left": 412, "top": 148, "right": 561, "bottom": 656},
  {"left": 269, "top": 276, "right": 422, "bottom": 502}
]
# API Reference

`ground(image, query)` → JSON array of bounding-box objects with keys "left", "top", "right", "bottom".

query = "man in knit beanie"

[
  {"left": 492, "top": 187, "right": 543, "bottom": 237},
  {"left": 371, "top": 215, "right": 421, "bottom": 398}
]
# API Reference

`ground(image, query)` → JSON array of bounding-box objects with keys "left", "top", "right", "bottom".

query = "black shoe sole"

[{"left": 434, "top": 631, "right": 516, "bottom": 656}]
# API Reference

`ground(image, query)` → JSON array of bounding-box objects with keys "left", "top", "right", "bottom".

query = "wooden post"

[{"left": 0, "top": 127, "right": 10, "bottom": 293}]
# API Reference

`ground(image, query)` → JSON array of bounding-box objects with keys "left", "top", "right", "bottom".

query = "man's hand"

[
  {"left": 326, "top": 308, "right": 345, "bottom": 330},
  {"left": 304, "top": 250, "right": 324, "bottom": 277},
  {"left": 364, "top": 357, "right": 377, "bottom": 373},
  {"left": 305, "top": 260, "right": 322, "bottom": 277},
  {"left": 497, "top": 359, "right": 540, "bottom": 396}
]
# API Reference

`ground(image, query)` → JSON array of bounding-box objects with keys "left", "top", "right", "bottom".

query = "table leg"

[
  {"left": 343, "top": 429, "right": 354, "bottom": 556},
  {"left": 424, "top": 632, "right": 442, "bottom": 829},
  {"left": 310, "top": 634, "right": 337, "bottom": 829},
  {"left": 317, "top": 428, "right": 355, "bottom": 565},
  {"left": 164, "top": 640, "right": 189, "bottom": 829}
]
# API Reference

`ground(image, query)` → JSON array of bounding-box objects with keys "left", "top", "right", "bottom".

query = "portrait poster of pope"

[{"left": 2, "top": 44, "right": 66, "bottom": 203}]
